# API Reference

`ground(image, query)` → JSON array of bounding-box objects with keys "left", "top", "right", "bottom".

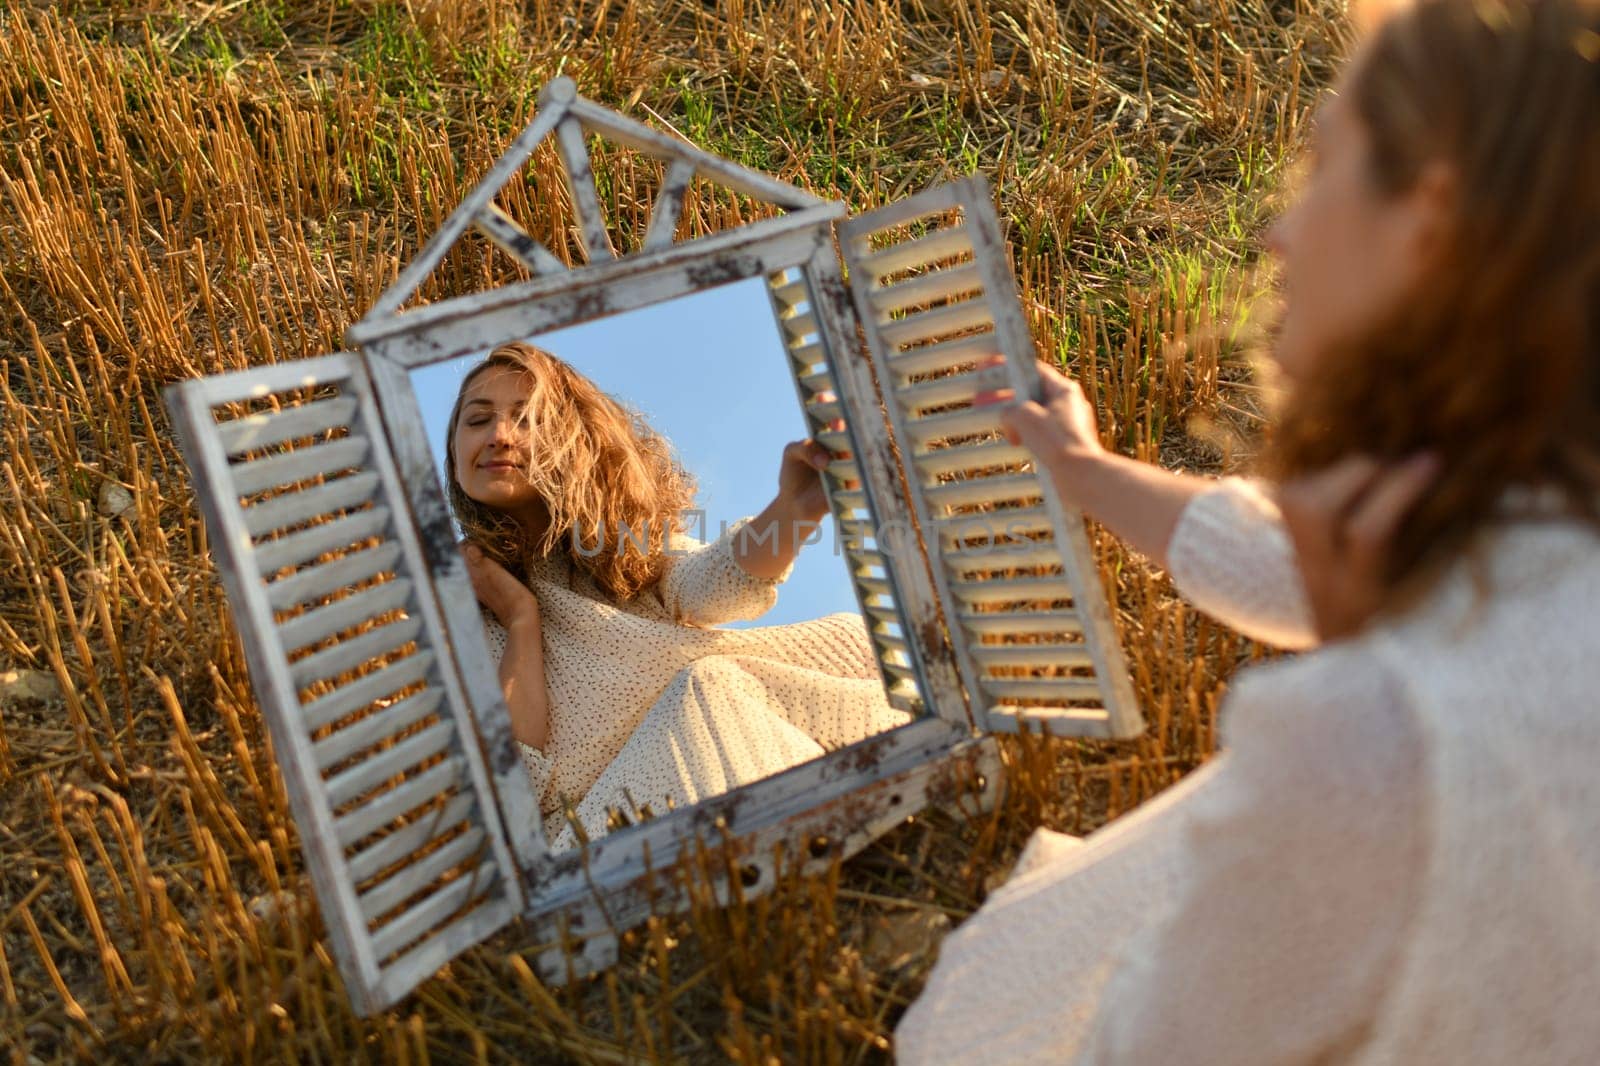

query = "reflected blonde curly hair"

[{"left": 444, "top": 342, "right": 699, "bottom": 602}]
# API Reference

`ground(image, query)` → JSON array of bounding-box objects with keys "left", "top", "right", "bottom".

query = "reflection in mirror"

[{"left": 407, "top": 277, "right": 919, "bottom": 852}]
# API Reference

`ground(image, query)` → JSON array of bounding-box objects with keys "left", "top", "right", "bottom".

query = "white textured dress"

[
  {"left": 482, "top": 515, "right": 912, "bottom": 851},
  {"left": 896, "top": 478, "right": 1600, "bottom": 1064}
]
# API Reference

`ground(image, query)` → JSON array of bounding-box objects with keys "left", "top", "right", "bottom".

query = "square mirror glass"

[{"left": 403, "top": 275, "right": 922, "bottom": 853}]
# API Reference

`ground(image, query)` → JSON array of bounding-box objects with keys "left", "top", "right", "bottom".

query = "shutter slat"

[
  {"left": 302, "top": 652, "right": 435, "bottom": 733},
  {"left": 347, "top": 792, "right": 477, "bottom": 885},
  {"left": 325, "top": 720, "right": 458, "bottom": 810},
  {"left": 359, "top": 826, "right": 488, "bottom": 923},
  {"left": 370, "top": 860, "right": 499, "bottom": 961},
  {"left": 335, "top": 756, "right": 468, "bottom": 848},
  {"left": 887, "top": 331, "right": 1002, "bottom": 379},
  {"left": 313, "top": 688, "right": 445, "bottom": 771},
  {"left": 265, "top": 542, "right": 404, "bottom": 612},
  {"left": 288, "top": 617, "right": 424, "bottom": 689},
  {"left": 278, "top": 579, "right": 414, "bottom": 653},
  {"left": 231, "top": 437, "right": 372, "bottom": 497},
  {"left": 217, "top": 395, "right": 359, "bottom": 455},
  {"left": 855, "top": 224, "right": 972, "bottom": 280},
  {"left": 253, "top": 508, "right": 391, "bottom": 576},
  {"left": 869, "top": 262, "right": 984, "bottom": 315},
  {"left": 878, "top": 299, "right": 994, "bottom": 350},
  {"left": 241, "top": 472, "right": 382, "bottom": 538}
]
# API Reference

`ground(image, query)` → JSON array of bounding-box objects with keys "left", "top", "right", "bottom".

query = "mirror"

[
  {"left": 403, "top": 277, "right": 921, "bottom": 852},
  {"left": 164, "top": 79, "right": 1047, "bottom": 1013}
]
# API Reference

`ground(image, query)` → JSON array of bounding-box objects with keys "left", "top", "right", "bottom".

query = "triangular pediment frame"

[{"left": 354, "top": 77, "right": 832, "bottom": 331}]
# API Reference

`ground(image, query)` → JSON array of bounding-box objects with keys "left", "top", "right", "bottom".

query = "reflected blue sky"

[{"left": 408, "top": 276, "right": 860, "bottom": 628}]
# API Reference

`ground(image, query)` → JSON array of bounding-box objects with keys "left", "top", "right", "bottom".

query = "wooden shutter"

[
  {"left": 164, "top": 353, "right": 530, "bottom": 1015},
  {"left": 838, "top": 178, "right": 1144, "bottom": 740},
  {"left": 764, "top": 268, "right": 929, "bottom": 716}
]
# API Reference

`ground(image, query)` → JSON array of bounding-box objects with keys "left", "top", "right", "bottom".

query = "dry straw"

[{"left": 0, "top": 0, "right": 1337, "bottom": 1059}]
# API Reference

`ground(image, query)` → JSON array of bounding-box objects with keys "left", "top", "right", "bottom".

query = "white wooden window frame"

[{"left": 165, "top": 77, "right": 1143, "bottom": 1016}]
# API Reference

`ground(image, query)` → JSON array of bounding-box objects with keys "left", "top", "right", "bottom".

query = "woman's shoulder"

[{"left": 1217, "top": 640, "right": 1422, "bottom": 776}]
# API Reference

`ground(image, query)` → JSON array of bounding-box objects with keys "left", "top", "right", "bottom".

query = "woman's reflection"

[{"left": 444, "top": 341, "right": 912, "bottom": 850}]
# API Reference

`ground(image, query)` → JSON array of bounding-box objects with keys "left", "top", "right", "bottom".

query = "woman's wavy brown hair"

[
  {"left": 444, "top": 342, "right": 699, "bottom": 602},
  {"left": 1268, "top": 0, "right": 1600, "bottom": 590}
]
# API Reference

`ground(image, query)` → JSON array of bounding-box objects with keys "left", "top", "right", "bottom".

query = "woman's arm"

[
  {"left": 731, "top": 436, "right": 836, "bottom": 580},
  {"left": 463, "top": 544, "right": 550, "bottom": 749},
  {"left": 982, "top": 358, "right": 1317, "bottom": 647},
  {"left": 656, "top": 434, "right": 835, "bottom": 624},
  {"left": 980, "top": 354, "right": 1212, "bottom": 565}
]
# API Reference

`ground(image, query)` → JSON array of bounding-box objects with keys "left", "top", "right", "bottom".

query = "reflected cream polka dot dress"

[{"left": 481, "top": 515, "right": 913, "bottom": 851}]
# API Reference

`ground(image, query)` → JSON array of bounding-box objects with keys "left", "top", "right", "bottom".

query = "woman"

[
  {"left": 897, "top": 0, "right": 1600, "bottom": 1061},
  {"left": 445, "top": 342, "right": 910, "bottom": 851}
]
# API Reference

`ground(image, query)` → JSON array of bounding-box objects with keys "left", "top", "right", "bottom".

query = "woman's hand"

[
  {"left": 1276, "top": 453, "right": 1439, "bottom": 642},
  {"left": 777, "top": 438, "right": 834, "bottom": 522},
  {"left": 970, "top": 354, "right": 1232, "bottom": 568},
  {"left": 974, "top": 356, "right": 1107, "bottom": 508},
  {"left": 462, "top": 543, "right": 541, "bottom": 631},
  {"left": 775, "top": 389, "right": 847, "bottom": 524}
]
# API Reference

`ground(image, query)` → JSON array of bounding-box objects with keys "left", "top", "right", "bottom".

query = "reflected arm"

[
  {"left": 498, "top": 613, "right": 550, "bottom": 750},
  {"left": 655, "top": 516, "right": 796, "bottom": 625},
  {"left": 481, "top": 614, "right": 555, "bottom": 805}
]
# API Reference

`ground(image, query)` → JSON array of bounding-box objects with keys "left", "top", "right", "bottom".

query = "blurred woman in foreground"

[{"left": 897, "top": 0, "right": 1600, "bottom": 1061}]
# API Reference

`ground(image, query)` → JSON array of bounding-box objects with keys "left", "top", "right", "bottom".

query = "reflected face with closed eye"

[
  {"left": 442, "top": 342, "right": 700, "bottom": 603},
  {"left": 449, "top": 364, "right": 548, "bottom": 528}
]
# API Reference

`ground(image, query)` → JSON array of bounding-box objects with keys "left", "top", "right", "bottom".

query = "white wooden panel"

[
  {"left": 324, "top": 720, "right": 457, "bottom": 808},
  {"left": 979, "top": 677, "right": 1105, "bottom": 701},
  {"left": 986, "top": 706, "right": 1112, "bottom": 738},
  {"left": 347, "top": 793, "right": 476, "bottom": 884},
  {"left": 787, "top": 340, "right": 826, "bottom": 371},
  {"left": 472, "top": 203, "right": 567, "bottom": 276},
  {"left": 904, "top": 407, "right": 1008, "bottom": 450},
  {"left": 895, "top": 365, "right": 1011, "bottom": 413},
  {"left": 302, "top": 652, "right": 436, "bottom": 733},
  {"left": 877, "top": 299, "right": 995, "bottom": 349},
  {"left": 368, "top": 859, "right": 499, "bottom": 960},
  {"left": 935, "top": 506, "right": 1055, "bottom": 545},
  {"left": 970, "top": 644, "right": 1095, "bottom": 669},
  {"left": 334, "top": 756, "right": 467, "bottom": 847},
  {"left": 163, "top": 354, "right": 529, "bottom": 1017},
  {"left": 759, "top": 266, "right": 944, "bottom": 720},
  {"left": 950, "top": 576, "right": 1075, "bottom": 603},
  {"left": 252, "top": 508, "right": 391, "bottom": 576},
  {"left": 840, "top": 177, "right": 1145, "bottom": 741},
  {"left": 914, "top": 440, "right": 1032, "bottom": 479},
  {"left": 359, "top": 827, "right": 487, "bottom": 922},
  {"left": 314, "top": 688, "right": 444, "bottom": 770},
  {"left": 781, "top": 309, "right": 819, "bottom": 341},
  {"left": 856, "top": 224, "right": 973, "bottom": 280},
  {"left": 956, "top": 609, "right": 1083, "bottom": 636},
  {"left": 924, "top": 475, "right": 1044, "bottom": 509}
]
